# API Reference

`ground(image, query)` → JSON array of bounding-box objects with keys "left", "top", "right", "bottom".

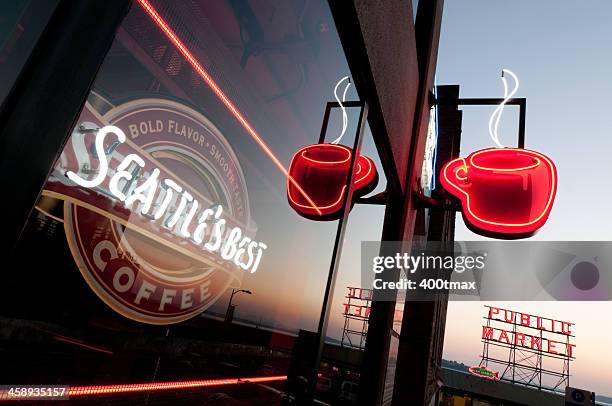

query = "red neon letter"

[
  {"left": 499, "top": 330, "right": 510, "bottom": 344},
  {"left": 488, "top": 307, "right": 500, "bottom": 319},
  {"left": 482, "top": 326, "right": 494, "bottom": 340},
  {"left": 343, "top": 303, "right": 351, "bottom": 315},
  {"left": 531, "top": 336, "right": 542, "bottom": 350},
  {"left": 561, "top": 322, "right": 573, "bottom": 335},
  {"left": 355, "top": 305, "right": 363, "bottom": 317},
  {"left": 520, "top": 313, "right": 530, "bottom": 327},
  {"left": 547, "top": 340, "right": 558, "bottom": 354}
]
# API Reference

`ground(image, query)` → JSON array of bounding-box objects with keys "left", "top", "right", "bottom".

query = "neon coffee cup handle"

[{"left": 444, "top": 157, "right": 469, "bottom": 187}]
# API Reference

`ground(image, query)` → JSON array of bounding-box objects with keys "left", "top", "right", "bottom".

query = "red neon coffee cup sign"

[
  {"left": 441, "top": 148, "right": 557, "bottom": 239},
  {"left": 287, "top": 144, "right": 378, "bottom": 221}
]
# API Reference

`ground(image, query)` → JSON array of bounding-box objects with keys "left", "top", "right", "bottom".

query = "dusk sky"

[{"left": 437, "top": 0, "right": 612, "bottom": 395}]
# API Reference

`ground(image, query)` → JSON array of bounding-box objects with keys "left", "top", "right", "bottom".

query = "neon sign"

[
  {"left": 343, "top": 287, "right": 372, "bottom": 318},
  {"left": 40, "top": 100, "right": 257, "bottom": 324},
  {"left": 441, "top": 148, "right": 557, "bottom": 238},
  {"left": 477, "top": 306, "right": 575, "bottom": 388},
  {"left": 66, "top": 125, "right": 267, "bottom": 274},
  {"left": 482, "top": 306, "right": 576, "bottom": 357},
  {"left": 440, "top": 69, "right": 557, "bottom": 239},
  {"left": 62, "top": 376, "right": 287, "bottom": 398},
  {"left": 488, "top": 69, "right": 519, "bottom": 148},
  {"left": 287, "top": 144, "right": 378, "bottom": 220},
  {"left": 468, "top": 366, "right": 500, "bottom": 380}
]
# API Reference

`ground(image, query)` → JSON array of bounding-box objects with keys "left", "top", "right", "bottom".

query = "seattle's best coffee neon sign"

[{"left": 66, "top": 125, "right": 267, "bottom": 274}]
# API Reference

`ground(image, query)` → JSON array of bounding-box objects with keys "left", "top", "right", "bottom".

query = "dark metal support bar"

[
  {"left": 412, "top": 191, "right": 459, "bottom": 211},
  {"left": 317, "top": 101, "right": 364, "bottom": 144},
  {"left": 518, "top": 98, "right": 526, "bottom": 149},
  {"left": 0, "top": 0, "right": 133, "bottom": 250},
  {"left": 355, "top": 191, "right": 387, "bottom": 205},
  {"left": 392, "top": 84, "right": 460, "bottom": 406},
  {"left": 317, "top": 104, "right": 333, "bottom": 144},
  {"left": 307, "top": 100, "right": 369, "bottom": 401},
  {"left": 438, "top": 97, "right": 524, "bottom": 105},
  {"left": 432, "top": 96, "right": 527, "bottom": 148}
]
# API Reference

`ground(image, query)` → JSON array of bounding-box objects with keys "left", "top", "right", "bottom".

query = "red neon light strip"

[
  {"left": 136, "top": 0, "right": 321, "bottom": 215},
  {"left": 54, "top": 335, "right": 113, "bottom": 355},
  {"left": 66, "top": 375, "right": 287, "bottom": 397}
]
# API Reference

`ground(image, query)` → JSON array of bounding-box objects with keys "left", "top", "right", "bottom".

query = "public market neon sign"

[
  {"left": 483, "top": 306, "right": 576, "bottom": 358},
  {"left": 66, "top": 125, "right": 267, "bottom": 274}
]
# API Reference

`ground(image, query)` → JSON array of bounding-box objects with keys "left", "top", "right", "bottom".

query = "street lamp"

[{"left": 224, "top": 288, "right": 252, "bottom": 323}]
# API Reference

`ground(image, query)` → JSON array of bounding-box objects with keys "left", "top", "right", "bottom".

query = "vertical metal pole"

[
  {"left": 225, "top": 289, "right": 236, "bottom": 322},
  {"left": 518, "top": 99, "right": 526, "bottom": 148},
  {"left": 566, "top": 334, "right": 571, "bottom": 388},
  {"left": 318, "top": 103, "right": 334, "bottom": 144},
  {"left": 511, "top": 315, "right": 516, "bottom": 383},
  {"left": 341, "top": 294, "right": 349, "bottom": 348},
  {"left": 308, "top": 101, "right": 368, "bottom": 400},
  {"left": 539, "top": 329, "right": 543, "bottom": 389},
  {"left": 482, "top": 312, "right": 491, "bottom": 367}
]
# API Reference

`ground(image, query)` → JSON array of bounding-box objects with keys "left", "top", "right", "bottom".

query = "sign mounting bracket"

[{"left": 416, "top": 94, "right": 528, "bottom": 211}]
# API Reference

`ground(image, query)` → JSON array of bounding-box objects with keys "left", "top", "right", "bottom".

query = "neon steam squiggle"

[
  {"left": 330, "top": 76, "right": 351, "bottom": 145},
  {"left": 488, "top": 69, "right": 519, "bottom": 148}
]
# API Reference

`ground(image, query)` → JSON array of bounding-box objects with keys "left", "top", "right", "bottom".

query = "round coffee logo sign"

[{"left": 40, "top": 98, "right": 266, "bottom": 324}]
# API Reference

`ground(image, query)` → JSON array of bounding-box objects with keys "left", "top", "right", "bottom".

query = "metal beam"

[
  {"left": 328, "top": 0, "right": 412, "bottom": 195},
  {"left": 433, "top": 97, "right": 527, "bottom": 148},
  {"left": 392, "top": 84, "right": 460, "bottom": 406},
  {"left": 307, "top": 101, "right": 369, "bottom": 402}
]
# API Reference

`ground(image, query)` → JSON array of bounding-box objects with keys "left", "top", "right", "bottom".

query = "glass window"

[{"left": 6, "top": 1, "right": 387, "bottom": 403}]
